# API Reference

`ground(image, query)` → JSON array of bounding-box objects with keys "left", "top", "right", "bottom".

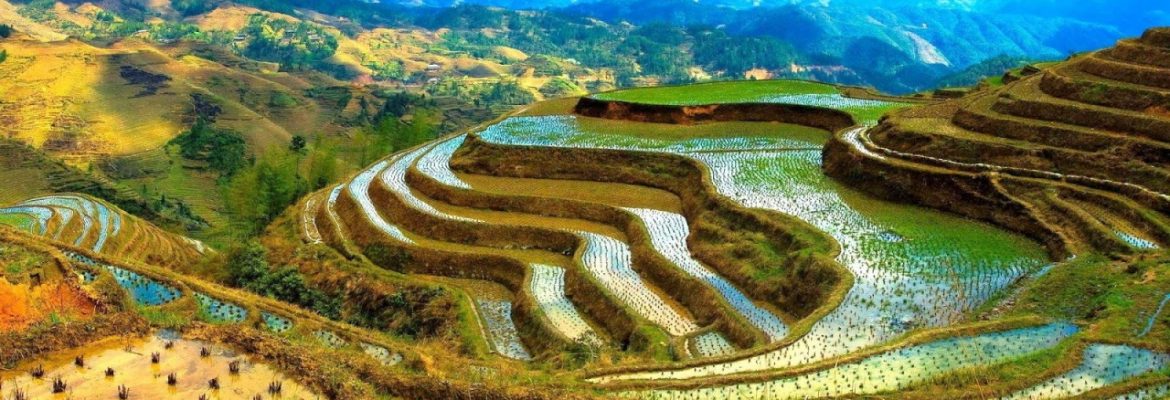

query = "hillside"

[{"left": 2, "top": 1, "right": 1170, "bottom": 399}]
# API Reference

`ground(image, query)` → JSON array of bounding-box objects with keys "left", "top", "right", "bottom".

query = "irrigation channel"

[{"left": 468, "top": 112, "right": 1170, "bottom": 397}]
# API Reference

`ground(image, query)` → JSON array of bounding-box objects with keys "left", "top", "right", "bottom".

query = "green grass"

[
  {"left": 136, "top": 305, "right": 191, "bottom": 329},
  {"left": 0, "top": 213, "right": 36, "bottom": 233},
  {"left": 592, "top": 80, "right": 839, "bottom": 105},
  {"left": 589, "top": 80, "right": 912, "bottom": 124}
]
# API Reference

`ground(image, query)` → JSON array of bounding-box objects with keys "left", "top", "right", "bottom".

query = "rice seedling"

[
  {"left": 194, "top": 293, "right": 248, "bottom": 323},
  {"left": 1002, "top": 344, "right": 1170, "bottom": 399},
  {"left": 359, "top": 343, "right": 404, "bottom": 367},
  {"left": 627, "top": 207, "right": 788, "bottom": 341},
  {"left": 346, "top": 159, "right": 414, "bottom": 244},
  {"left": 628, "top": 323, "right": 1077, "bottom": 399},
  {"left": 529, "top": 264, "right": 602, "bottom": 345},
  {"left": 576, "top": 230, "right": 699, "bottom": 337},
  {"left": 475, "top": 298, "right": 533, "bottom": 361},
  {"left": 51, "top": 376, "right": 66, "bottom": 393}
]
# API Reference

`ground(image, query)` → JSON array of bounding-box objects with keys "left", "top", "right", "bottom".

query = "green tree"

[
  {"left": 224, "top": 149, "right": 307, "bottom": 234},
  {"left": 289, "top": 135, "right": 307, "bottom": 153},
  {"left": 170, "top": 119, "right": 248, "bottom": 178},
  {"left": 305, "top": 141, "right": 339, "bottom": 190},
  {"left": 0, "top": 24, "right": 12, "bottom": 38}
]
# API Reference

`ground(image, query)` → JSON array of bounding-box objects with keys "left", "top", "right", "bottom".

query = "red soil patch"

[{"left": 0, "top": 280, "right": 97, "bottom": 331}]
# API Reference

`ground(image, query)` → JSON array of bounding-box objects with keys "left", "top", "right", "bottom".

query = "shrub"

[
  {"left": 0, "top": 24, "right": 12, "bottom": 38},
  {"left": 227, "top": 242, "right": 341, "bottom": 318}
]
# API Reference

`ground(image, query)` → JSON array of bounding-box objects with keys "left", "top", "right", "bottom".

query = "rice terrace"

[{"left": 1, "top": 0, "right": 1169, "bottom": 398}]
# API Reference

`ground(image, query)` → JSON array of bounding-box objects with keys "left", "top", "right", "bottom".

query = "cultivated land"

[{"left": 3, "top": 25, "right": 1170, "bottom": 400}]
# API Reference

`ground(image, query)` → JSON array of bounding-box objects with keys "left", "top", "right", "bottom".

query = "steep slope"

[{"left": 826, "top": 27, "right": 1170, "bottom": 256}]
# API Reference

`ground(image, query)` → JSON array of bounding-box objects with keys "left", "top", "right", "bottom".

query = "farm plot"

[
  {"left": 1111, "top": 383, "right": 1170, "bottom": 400},
  {"left": 756, "top": 94, "right": 910, "bottom": 125},
  {"left": 0, "top": 194, "right": 207, "bottom": 264},
  {"left": 0, "top": 333, "right": 319, "bottom": 400},
  {"left": 1138, "top": 293, "right": 1170, "bottom": 338},
  {"left": 24, "top": 196, "right": 94, "bottom": 247},
  {"left": 0, "top": 207, "right": 52, "bottom": 235},
  {"left": 301, "top": 193, "right": 324, "bottom": 244},
  {"left": 476, "top": 298, "right": 533, "bottom": 361},
  {"left": 383, "top": 142, "right": 479, "bottom": 223},
  {"left": 194, "top": 293, "right": 248, "bottom": 324},
  {"left": 630, "top": 323, "right": 1078, "bottom": 400},
  {"left": 591, "top": 80, "right": 840, "bottom": 106},
  {"left": 478, "top": 116, "right": 824, "bottom": 154},
  {"left": 346, "top": 159, "right": 414, "bottom": 244},
  {"left": 691, "top": 331, "right": 736, "bottom": 358},
  {"left": 1001, "top": 344, "right": 1170, "bottom": 400},
  {"left": 529, "top": 263, "right": 601, "bottom": 345},
  {"left": 68, "top": 251, "right": 179, "bottom": 306},
  {"left": 262, "top": 311, "right": 294, "bottom": 333},
  {"left": 361, "top": 342, "right": 404, "bottom": 366},
  {"left": 627, "top": 207, "right": 788, "bottom": 341},
  {"left": 577, "top": 230, "right": 699, "bottom": 337},
  {"left": 417, "top": 135, "right": 473, "bottom": 189},
  {"left": 476, "top": 117, "right": 1048, "bottom": 381}
]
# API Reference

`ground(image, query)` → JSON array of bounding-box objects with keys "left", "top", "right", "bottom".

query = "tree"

[
  {"left": 170, "top": 119, "right": 248, "bottom": 178},
  {"left": 305, "top": 141, "right": 338, "bottom": 190},
  {"left": 223, "top": 148, "right": 307, "bottom": 234},
  {"left": 0, "top": 24, "right": 12, "bottom": 39},
  {"left": 289, "top": 135, "right": 306, "bottom": 153}
]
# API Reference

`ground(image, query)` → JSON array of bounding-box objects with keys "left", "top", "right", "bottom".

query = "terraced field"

[
  {"left": 6, "top": 28, "right": 1170, "bottom": 399},
  {"left": 0, "top": 193, "right": 208, "bottom": 266},
  {"left": 842, "top": 28, "right": 1170, "bottom": 258},
  {"left": 295, "top": 48, "right": 1170, "bottom": 397}
]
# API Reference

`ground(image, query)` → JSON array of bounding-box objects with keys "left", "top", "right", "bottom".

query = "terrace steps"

[
  {"left": 0, "top": 194, "right": 206, "bottom": 267},
  {"left": 327, "top": 148, "right": 736, "bottom": 359},
  {"left": 1005, "top": 76, "right": 1170, "bottom": 144},
  {"left": 407, "top": 138, "right": 786, "bottom": 346},
  {"left": 1082, "top": 53, "right": 1170, "bottom": 90},
  {"left": 835, "top": 28, "right": 1170, "bottom": 256},
  {"left": 953, "top": 91, "right": 1170, "bottom": 165},
  {"left": 1038, "top": 61, "right": 1170, "bottom": 112},
  {"left": 871, "top": 104, "right": 1170, "bottom": 196},
  {"left": 1105, "top": 39, "right": 1170, "bottom": 69}
]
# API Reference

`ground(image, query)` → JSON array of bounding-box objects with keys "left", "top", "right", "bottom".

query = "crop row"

[
  {"left": 1002, "top": 344, "right": 1170, "bottom": 399},
  {"left": 477, "top": 298, "right": 534, "bottom": 361},
  {"left": 577, "top": 230, "right": 699, "bottom": 337},
  {"left": 478, "top": 116, "right": 819, "bottom": 154},
  {"left": 529, "top": 263, "right": 602, "bottom": 345},
  {"left": 626, "top": 207, "right": 788, "bottom": 341},
  {"left": 632, "top": 323, "right": 1078, "bottom": 399}
]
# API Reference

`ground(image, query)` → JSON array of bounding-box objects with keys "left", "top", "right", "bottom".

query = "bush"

[
  {"left": 227, "top": 242, "right": 341, "bottom": 318},
  {"left": 0, "top": 24, "right": 12, "bottom": 38},
  {"left": 171, "top": 0, "right": 215, "bottom": 16},
  {"left": 169, "top": 118, "right": 248, "bottom": 177},
  {"left": 0, "top": 49, "right": 6, "bottom": 64}
]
